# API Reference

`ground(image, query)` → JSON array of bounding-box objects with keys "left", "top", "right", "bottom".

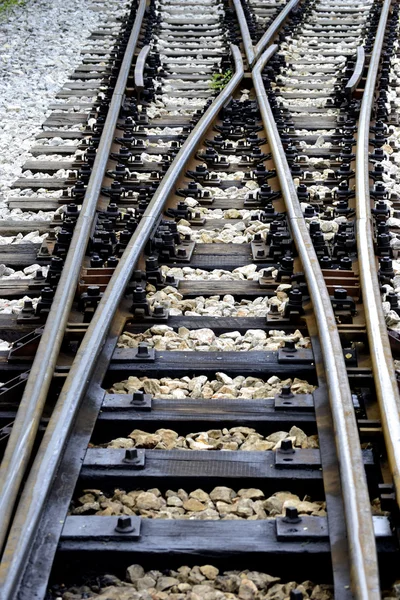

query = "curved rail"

[
  {"left": 134, "top": 44, "right": 151, "bottom": 91},
  {"left": 356, "top": 0, "right": 400, "bottom": 505},
  {"left": 345, "top": 46, "right": 366, "bottom": 95},
  {"left": 0, "top": 45, "right": 244, "bottom": 598},
  {"left": 253, "top": 0, "right": 301, "bottom": 64},
  {"left": 232, "top": 0, "right": 255, "bottom": 66},
  {"left": 253, "top": 46, "right": 380, "bottom": 599},
  {"left": 0, "top": 0, "right": 148, "bottom": 555},
  {"left": 232, "top": 0, "right": 301, "bottom": 67}
]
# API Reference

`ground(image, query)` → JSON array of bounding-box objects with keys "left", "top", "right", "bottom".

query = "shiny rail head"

[{"left": 252, "top": 38, "right": 381, "bottom": 600}]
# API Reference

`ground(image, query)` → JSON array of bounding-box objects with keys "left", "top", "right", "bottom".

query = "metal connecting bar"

[
  {"left": 134, "top": 44, "right": 151, "bottom": 91},
  {"left": 0, "top": 0, "right": 147, "bottom": 557},
  {"left": 356, "top": 0, "right": 400, "bottom": 506},
  {"left": 253, "top": 46, "right": 380, "bottom": 600},
  {"left": 0, "top": 45, "right": 244, "bottom": 599},
  {"left": 345, "top": 46, "right": 366, "bottom": 94}
]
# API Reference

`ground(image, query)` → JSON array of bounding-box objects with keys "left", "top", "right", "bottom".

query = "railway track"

[{"left": 0, "top": 0, "right": 400, "bottom": 598}]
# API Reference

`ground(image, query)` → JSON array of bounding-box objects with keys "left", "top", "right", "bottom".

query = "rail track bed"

[{"left": 1, "top": 0, "right": 400, "bottom": 599}]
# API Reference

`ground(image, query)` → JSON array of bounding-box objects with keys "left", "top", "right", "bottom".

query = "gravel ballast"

[
  {"left": 118, "top": 327, "right": 311, "bottom": 352},
  {"left": 109, "top": 374, "right": 316, "bottom": 399},
  {"left": 49, "top": 565, "right": 334, "bottom": 599},
  {"left": 101, "top": 426, "right": 319, "bottom": 451},
  {"left": 71, "top": 487, "right": 326, "bottom": 519},
  {"left": 0, "top": 0, "right": 128, "bottom": 208}
]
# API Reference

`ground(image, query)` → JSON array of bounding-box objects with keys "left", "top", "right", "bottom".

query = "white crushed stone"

[
  {"left": 104, "top": 425, "right": 319, "bottom": 451},
  {"left": 0, "top": 338, "right": 11, "bottom": 351},
  {"left": 178, "top": 219, "right": 270, "bottom": 244},
  {"left": 146, "top": 289, "right": 289, "bottom": 317},
  {"left": 118, "top": 326, "right": 311, "bottom": 352},
  {"left": 0, "top": 295, "right": 38, "bottom": 314},
  {"left": 0, "top": 263, "right": 48, "bottom": 279},
  {"left": 0, "top": 231, "right": 47, "bottom": 245},
  {"left": 0, "top": 0, "right": 129, "bottom": 208},
  {"left": 109, "top": 373, "right": 316, "bottom": 399},
  {"left": 161, "top": 263, "right": 263, "bottom": 281}
]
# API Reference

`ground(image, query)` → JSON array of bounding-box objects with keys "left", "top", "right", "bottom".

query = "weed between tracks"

[
  {"left": 210, "top": 69, "right": 233, "bottom": 91},
  {"left": 0, "top": 0, "right": 25, "bottom": 16}
]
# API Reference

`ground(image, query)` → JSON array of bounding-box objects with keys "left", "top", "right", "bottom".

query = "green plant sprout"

[{"left": 209, "top": 69, "right": 233, "bottom": 91}]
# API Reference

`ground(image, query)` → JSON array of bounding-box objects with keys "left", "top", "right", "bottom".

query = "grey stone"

[{"left": 126, "top": 564, "right": 145, "bottom": 582}]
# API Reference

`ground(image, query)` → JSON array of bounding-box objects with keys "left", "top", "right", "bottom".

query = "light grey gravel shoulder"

[{"left": 0, "top": 0, "right": 128, "bottom": 209}]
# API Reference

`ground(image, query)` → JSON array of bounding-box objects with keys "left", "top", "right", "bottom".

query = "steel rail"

[
  {"left": 253, "top": 0, "right": 301, "bottom": 63},
  {"left": 356, "top": 0, "right": 400, "bottom": 505},
  {"left": 232, "top": 0, "right": 255, "bottom": 66},
  {"left": 0, "top": 45, "right": 244, "bottom": 598},
  {"left": 0, "top": 0, "right": 147, "bottom": 556},
  {"left": 345, "top": 46, "right": 366, "bottom": 95},
  {"left": 134, "top": 44, "right": 151, "bottom": 91},
  {"left": 253, "top": 46, "right": 380, "bottom": 599},
  {"left": 232, "top": 0, "right": 301, "bottom": 67}
]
